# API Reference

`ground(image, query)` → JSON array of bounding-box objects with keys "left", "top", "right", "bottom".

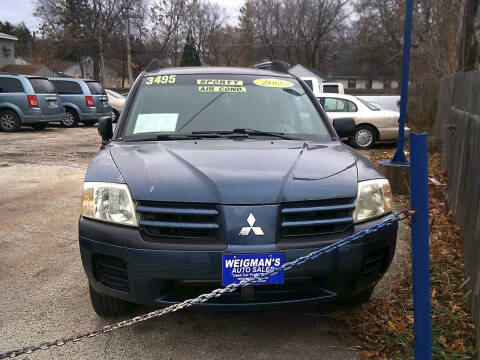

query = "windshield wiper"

[
  {"left": 125, "top": 133, "right": 222, "bottom": 142},
  {"left": 192, "top": 129, "right": 298, "bottom": 140},
  {"left": 156, "top": 133, "right": 222, "bottom": 140}
]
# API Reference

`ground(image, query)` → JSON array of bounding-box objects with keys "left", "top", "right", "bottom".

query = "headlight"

[
  {"left": 354, "top": 179, "right": 393, "bottom": 223},
  {"left": 81, "top": 182, "right": 138, "bottom": 226}
]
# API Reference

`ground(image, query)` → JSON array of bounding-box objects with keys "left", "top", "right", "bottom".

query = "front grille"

[
  {"left": 281, "top": 198, "right": 355, "bottom": 237},
  {"left": 93, "top": 254, "right": 129, "bottom": 292},
  {"left": 137, "top": 201, "right": 219, "bottom": 239}
]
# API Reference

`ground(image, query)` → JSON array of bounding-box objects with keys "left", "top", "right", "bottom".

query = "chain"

[{"left": 0, "top": 215, "right": 401, "bottom": 359}]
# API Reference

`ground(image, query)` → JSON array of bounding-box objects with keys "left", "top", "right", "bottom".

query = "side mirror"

[
  {"left": 333, "top": 118, "right": 356, "bottom": 138},
  {"left": 98, "top": 117, "right": 113, "bottom": 145}
]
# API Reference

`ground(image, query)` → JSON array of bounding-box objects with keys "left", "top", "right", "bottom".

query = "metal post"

[
  {"left": 391, "top": 0, "right": 414, "bottom": 164},
  {"left": 409, "top": 133, "right": 431, "bottom": 359}
]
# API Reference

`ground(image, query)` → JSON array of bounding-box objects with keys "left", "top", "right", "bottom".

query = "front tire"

[
  {"left": 61, "top": 108, "right": 79, "bottom": 128},
  {"left": 341, "top": 287, "right": 375, "bottom": 307},
  {"left": 350, "top": 125, "right": 377, "bottom": 149},
  {"left": 0, "top": 109, "right": 21, "bottom": 132},
  {"left": 89, "top": 284, "right": 132, "bottom": 317}
]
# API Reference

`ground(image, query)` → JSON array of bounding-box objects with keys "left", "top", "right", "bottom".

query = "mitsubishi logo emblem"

[{"left": 239, "top": 213, "right": 264, "bottom": 236}]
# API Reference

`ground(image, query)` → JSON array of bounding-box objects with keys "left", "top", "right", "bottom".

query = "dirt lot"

[{"left": 0, "top": 126, "right": 408, "bottom": 359}]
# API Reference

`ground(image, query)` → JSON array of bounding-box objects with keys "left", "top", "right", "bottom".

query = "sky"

[{"left": 0, "top": 0, "right": 245, "bottom": 33}]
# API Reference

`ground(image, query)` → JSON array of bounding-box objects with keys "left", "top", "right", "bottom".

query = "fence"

[{"left": 436, "top": 71, "right": 480, "bottom": 351}]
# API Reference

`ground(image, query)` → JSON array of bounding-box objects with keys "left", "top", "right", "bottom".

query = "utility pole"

[{"left": 124, "top": 1, "right": 133, "bottom": 87}]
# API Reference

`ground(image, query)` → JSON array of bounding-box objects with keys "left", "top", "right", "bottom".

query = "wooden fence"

[{"left": 436, "top": 71, "right": 480, "bottom": 351}]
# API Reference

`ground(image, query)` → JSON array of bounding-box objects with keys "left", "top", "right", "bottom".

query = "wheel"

[
  {"left": 61, "top": 108, "right": 79, "bottom": 128},
  {"left": 112, "top": 109, "right": 120, "bottom": 123},
  {"left": 31, "top": 123, "right": 48, "bottom": 130},
  {"left": 341, "top": 287, "right": 375, "bottom": 307},
  {"left": 89, "top": 284, "right": 132, "bottom": 317},
  {"left": 350, "top": 125, "right": 377, "bottom": 149},
  {"left": 0, "top": 109, "right": 21, "bottom": 132},
  {"left": 82, "top": 120, "right": 97, "bottom": 126}
]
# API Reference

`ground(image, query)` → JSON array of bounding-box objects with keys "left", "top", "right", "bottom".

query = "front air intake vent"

[
  {"left": 281, "top": 198, "right": 355, "bottom": 237},
  {"left": 93, "top": 254, "right": 129, "bottom": 292},
  {"left": 136, "top": 201, "right": 219, "bottom": 239}
]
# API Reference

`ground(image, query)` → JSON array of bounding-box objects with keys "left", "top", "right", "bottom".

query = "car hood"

[{"left": 107, "top": 140, "right": 360, "bottom": 204}]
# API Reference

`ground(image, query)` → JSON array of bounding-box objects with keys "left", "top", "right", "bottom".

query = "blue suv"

[
  {"left": 80, "top": 64, "right": 397, "bottom": 316},
  {"left": 0, "top": 73, "right": 64, "bottom": 132},
  {"left": 49, "top": 78, "right": 111, "bottom": 127}
]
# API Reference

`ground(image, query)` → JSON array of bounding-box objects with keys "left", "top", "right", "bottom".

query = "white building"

[{"left": 0, "top": 32, "right": 18, "bottom": 69}]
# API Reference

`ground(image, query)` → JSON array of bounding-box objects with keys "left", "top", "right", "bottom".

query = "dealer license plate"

[{"left": 222, "top": 253, "right": 284, "bottom": 286}]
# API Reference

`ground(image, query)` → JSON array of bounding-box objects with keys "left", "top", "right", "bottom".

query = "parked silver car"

[
  {"left": 0, "top": 73, "right": 64, "bottom": 132},
  {"left": 49, "top": 78, "right": 111, "bottom": 127}
]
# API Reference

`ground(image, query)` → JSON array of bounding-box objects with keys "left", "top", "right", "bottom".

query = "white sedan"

[
  {"left": 318, "top": 93, "right": 410, "bottom": 149},
  {"left": 105, "top": 89, "right": 126, "bottom": 122}
]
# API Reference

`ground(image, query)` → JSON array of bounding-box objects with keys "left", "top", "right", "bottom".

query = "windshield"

[
  {"left": 121, "top": 74, "right": 330, "bottom": 140},
  {"left": 86, "top": 81, "right": 106, "bottom": 95},
  {"left": 28, "top": 78, "right": 56, "bottom": 94},
  {"left": 357, "top": 97, "right": 381, "bottom": 111}
]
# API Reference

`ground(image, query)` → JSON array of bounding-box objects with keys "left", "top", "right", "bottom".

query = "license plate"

[
  {"left": 222, "top": 253, "right": 284, "bottom": 286},
  {"left": 48, "top": 101, "right": 56, "bottom": 107}
]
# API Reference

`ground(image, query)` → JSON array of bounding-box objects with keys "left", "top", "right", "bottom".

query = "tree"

[
  {"left": 353, "top": 0, "right": 461, "bottom": 131},
  {"left": 456, "top": 0, "right": 480, "bottom": 71},
  {"left": 35, "top": 0, "right": 124, "bottom": 81},
  {"left": 238, "top": 0, "right": 349, "bottom": 67},
  {"left": 180, "top": 34, "right": 201, "bottom": 66}
]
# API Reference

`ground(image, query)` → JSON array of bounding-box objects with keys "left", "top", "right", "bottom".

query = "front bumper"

[{"left": 79, "top": 215, "right": 397, "bottom": 309}]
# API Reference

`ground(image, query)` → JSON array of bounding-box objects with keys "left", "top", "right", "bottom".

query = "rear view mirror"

[
  {"left": 98, "top": 117, "right": 113, "bottom": 146},
  {"left": 333, "top": 118, "right": 356, "bottom": 138}
]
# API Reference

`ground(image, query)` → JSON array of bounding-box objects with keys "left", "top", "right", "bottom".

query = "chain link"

[{"left": 0, "top": 216, "right": 400, "bottom": 359}]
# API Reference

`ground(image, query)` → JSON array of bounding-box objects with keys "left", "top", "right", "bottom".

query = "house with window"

[
  {"left": 0, "top": 32, "right": 17, "bottom": 69},
  {"left": 326, "top": 50, "right": 400, "bottom": 91}
]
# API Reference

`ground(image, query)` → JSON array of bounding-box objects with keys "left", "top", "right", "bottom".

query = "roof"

[
  {"left": 43, "top": 59, "right": 75, "bottom": 73},
  {"left": 327, "top": 49, "right": 399, "bottom": 78},
  {"left": 290, "top": 64, "right": 331, "bottom": 81},
  {"left": 0, "top": 64, "right": 46, "bottom": 75},
  {"left": 49, "top": 77, "right": 95, "bottom": 82},
  {"left": 146, "top": 66, "right": 294, "bottom": 77},
  {"left": 0, "top": 32, "right": 18, "bottom": 41}
]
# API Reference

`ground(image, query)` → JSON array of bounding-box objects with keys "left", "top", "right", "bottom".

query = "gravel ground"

[{"left": 0, "top": 125, "right": 408, "bottom": 359}]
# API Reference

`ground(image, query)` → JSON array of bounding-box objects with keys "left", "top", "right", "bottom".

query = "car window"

[
  {"left": 28, "top": 78, "right": 56, "bottom": 94},
  {"left": 0, "top": 77, "right": 24, "bottom": 93},
  {"left": 322, "top": 97, "right": 357, "bottom": 112},
  {"left": 347, "top": 100, "right": 358, "bottom": 112},
  {"left": 303, "top": 79, "right": 313, "bottom": 91},
  {"left": 122, "top": 74, "right": 330, "bottom": 139},
  {"left": 86, "top": 81, "right": 106, "bottom": 95},
  {"left": 323, "top": 85, "right": 339, "bottom": 93},
  {"left": 323, "top": 98, "right": 338, "bottom": 111},
  {"left": 51, "top": 80, "right": 82, "bottom": 95}
]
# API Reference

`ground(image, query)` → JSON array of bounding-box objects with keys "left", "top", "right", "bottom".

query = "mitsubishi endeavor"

[{"left": 79, "top": 62, "right": 397, "bottom": 316}]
